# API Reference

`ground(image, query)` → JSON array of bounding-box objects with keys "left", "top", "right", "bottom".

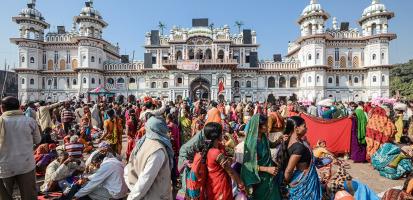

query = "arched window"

[
  {"left": 176, "top": 51, "right": 182, "bottom": 60},
  {"left": 72, "top": 59, "right": 78, "bottom": 69},
  {"left": 21, "top": 78, "right": 25, "bottom": 85},
  {"left": 316, "top": 53, "right": 320, "bottom": 60},
  {"left": 48, "top": 79, "right": 52, "bottom": 85},
  {"left": 47, "top": 60, "right": 53, "bottom": 70},
  {"left": 107, "top": 78, "right": 114, "bottom": 84},
  {"left": 268, "top": 77, "right": 276, "bottom": 88},
  {"left": 195, "top": 49, "right": 203, "bottom": 59},
  {"left": 316, "top": 76, "right": 320, "bottom": 83},
  {"left": 163, "top": 82, "right": 168, "bottom": 88},
  {"left": 21, "top": 56, "right": 25, "bottom": 63},
  {"left": 353, "top": 56, "right": 359, "bottom": 67},
  {"left": 59, "top": 59, "right": 66, "bottom": 70},
  {"left": 354, "top": 77, "right": 359, "bottom": 84},
  {"left": 290, "top": 77, "right": 297, "bottom": 88},
  {"left": 371, "top": 23, "right": 377, "bottom": 35},
  {"left": 279, "top": 77, "right": 286, "bottom": 88},
  {"left": 176, "top": 77, "right": 183, "bottom": 87},
  {"left": 372, "top": 76, "right": 377, "bottom": 83},
  {"left": 129, "top": 78, "right": 136, "bottom": 83},
  {"left": 29, "top": 78, "right": 34, "bottom": 85},
  {"left": 188, "top": 49, "right": 194, "bottom": 60},
  {"left": 381, "top": 53, "right": 385, "bottom": 60},
  {"left": 308, "top": 76, "right": 312, "bottom": 83},
  {"left": 30, "top": 57, "right": 35, "bottom": 63},
  {"left": 246, "top": 81, "right": 252, "bottom": 88},
  {"left": 91, "top": 78, "right": 95, "bottom": 84},
  {"left": 99, "top": 57, "right": 102, "bottom": 64},
  {"left": 83, "top": 77, "right": 87, "bottom": 84},
  {"left": 328, "top": 77, "right": 333, "bottom": 84},
  {"left": 340, "top": 56, "right": 346, "bottom": 68},
  {"left": 205, "top": 49, "right": 212, "bottom": 59},
  {"left": 234, "top": 81, "right": 240, "bottom": 88},
  {"left": 91, "top": 56, "right": 95, "bottom": 62},
  {"left": 327, "top": 56, "right": 334, "bottom": 67},
  {"left": 73, "top": 78, "right": 77, "bottom": 85},
  {"left": 151, "top": 82, "right": 156, "bottom": 88},
  {"left": 308, "top": 54, "right": 312, "bottom": 61},
  {"left": 372, "top": 54, "right": 376, "bottom": 60},
  {"left": 117, "top": 78, "right": 125, "bottom": 84},
  {"left": 99, "top": 79, "right": 101, "bottom": 84},
  {"left": 381, "top": 75, "right": 385, "bottom": 82},
  {"left": 218, "top": 50, "right": 225, "bottom": 60}
]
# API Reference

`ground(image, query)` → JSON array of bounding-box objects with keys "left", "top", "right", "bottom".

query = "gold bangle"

[{"left": 257, "top": 166, "right": 260, "bottom": 172}]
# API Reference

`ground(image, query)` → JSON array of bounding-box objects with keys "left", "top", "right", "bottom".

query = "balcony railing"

[
  {"left": 163, "top": 59, "right": 238, "bottom": 65},
  {"left": 104, "top": 62, "right": 144, "bottom": 71},
  {"left": 258, "top": 61, "right": 300, "bottom": 70}
]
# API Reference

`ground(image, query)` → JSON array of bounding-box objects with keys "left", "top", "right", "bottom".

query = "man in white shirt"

[
  {"left": 74, "top": 152, "right": 128, "bottom": 200},
  {"left": 0, "top": 96, "right": 41, "bottom": 199}
]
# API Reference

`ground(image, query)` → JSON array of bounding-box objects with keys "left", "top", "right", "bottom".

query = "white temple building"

[{"left": 11, "top": 0, "right": 396, "bottom": 103}]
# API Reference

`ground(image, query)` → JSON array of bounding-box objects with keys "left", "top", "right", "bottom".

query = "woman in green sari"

[{"left": 241, "top": 114, "right": 282, "bottom": 200}]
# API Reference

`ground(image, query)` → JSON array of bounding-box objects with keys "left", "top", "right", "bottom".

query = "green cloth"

[
  {"left": 355, "top": 108, "right": 367, "bottom": 145},
  {"left": 241, "top": 115, "right": 281, "bottom": 200}
]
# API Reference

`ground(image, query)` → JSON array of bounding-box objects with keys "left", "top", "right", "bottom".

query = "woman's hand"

[{"left": 259, "top": 166, "right": 279, "bottom": 176}]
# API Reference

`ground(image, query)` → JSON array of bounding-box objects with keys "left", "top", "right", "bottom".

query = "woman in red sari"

[
  {"left": 125, "top": 109, "right": 138, "bottom": 161},
  {"left": 190, "top": 122, "right": 245, "bottom": 200}
]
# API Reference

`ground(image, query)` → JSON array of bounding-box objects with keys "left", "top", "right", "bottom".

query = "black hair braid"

[
  {"left": 277, "top": 116, "right": 306, "bottom": 171},
  {"left": 201, "top": 122, "right": 223, "bottom": 164}
]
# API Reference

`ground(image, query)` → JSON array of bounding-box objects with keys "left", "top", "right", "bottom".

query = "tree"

[
  {"left": 390, "top": 59, "right": 413, "bottom": 99},
  {"left": 235, "top": 21, "right": 244, "bottom": 34},
  {"left": 158, "top": 21, "right": 166, "bottom": 36}
]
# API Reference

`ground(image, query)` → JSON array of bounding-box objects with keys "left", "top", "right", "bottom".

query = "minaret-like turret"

[
  {"left": 298, "top": 0, "right": 330, "bottom": 36},
  {"left": 74, "top": 0, "right": 107, "bottom": 39}
]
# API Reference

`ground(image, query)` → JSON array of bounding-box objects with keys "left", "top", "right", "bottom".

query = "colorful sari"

[
  {"left": 371, "top": 143, "right": 412, "bottom": 180},
  {"left": 350, "top": 108, "right": 367, "bottom": 163},
  {"left": 395, "top": 114, "right": 404, "bottom": 143},
  {"left": 365, "top": 107, "right": 396, "bottom": 161},
  {"left": 180, "top": 116, "right": 192, "bottom": 144},
  {"left": 288, "top": 142, "right": 322, "bottom": 200},
  {"left": 382, "top": 189, "right": 413, "bottom": 200},
  {"left": 103, "top": 117, "right": 123, "bottom": 155},
  {"left": 241, "top": 115, "right": 281, "bottom": 200}
]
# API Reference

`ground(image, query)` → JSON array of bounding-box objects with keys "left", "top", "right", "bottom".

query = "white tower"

[
  {"left": 74, "top": 0, "right": 108, "bottom": 94},
  {"left": 297, "top": 0, "right": 330, "bottom": 101},
  {"left": 11, "top": 0, "right": 50, "bottom": 102},
  {"left": 360, "top": 0, "right": 396, "bottom": 99}
]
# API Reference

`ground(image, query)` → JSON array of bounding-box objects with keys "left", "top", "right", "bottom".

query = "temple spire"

[
  {"left": 310, "top": 0, "right": 318, "bottom": 4},
  {"left": 372, "top": 0, "right": 379, "bottom": 4}
]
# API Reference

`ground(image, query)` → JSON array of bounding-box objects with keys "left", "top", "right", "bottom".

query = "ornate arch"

[
  {"left": 340, "top": 56, "right": 346, "bottom": 68},
  {"left": 59, "top": 59, "right": 66, "bottom": 70}
]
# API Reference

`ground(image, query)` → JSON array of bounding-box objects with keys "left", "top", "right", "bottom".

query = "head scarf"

[{"left": 133, "top": 116, "right": 174, "bottom": 169}]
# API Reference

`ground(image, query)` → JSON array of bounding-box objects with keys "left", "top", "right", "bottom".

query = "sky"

[{"left": 0, "top": 0, "right": 412, "bottom": 69}]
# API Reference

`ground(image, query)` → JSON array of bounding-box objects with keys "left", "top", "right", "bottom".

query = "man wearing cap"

[
  {"left": 125, "top": 116, "right": 174, "bottom": 200},
  {"left": 0, "top": 96, "right": 41, "bottom": 199}
]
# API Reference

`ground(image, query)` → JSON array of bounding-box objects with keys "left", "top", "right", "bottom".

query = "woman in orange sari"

[
  {"left": 365, "top": 105, "right": 396, "bottom": 161},
  {"left": 100, "top": 109, "right": 123, "bottom": 155}
]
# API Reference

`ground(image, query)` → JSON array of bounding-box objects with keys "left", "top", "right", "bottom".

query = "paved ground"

[{"left": 347, "top": 161, "right": 404, "bottom": 193}]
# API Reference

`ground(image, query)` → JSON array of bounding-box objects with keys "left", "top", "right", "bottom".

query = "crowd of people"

[{"left": 0, "top": 94, "right": 413, "bottom": 200}]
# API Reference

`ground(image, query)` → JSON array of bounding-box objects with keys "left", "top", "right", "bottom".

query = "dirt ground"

[{"left": 347, "top": 161, "right": 404, "bottom": 193}]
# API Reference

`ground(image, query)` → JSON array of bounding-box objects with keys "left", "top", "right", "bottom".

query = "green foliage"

[{"left": 390, "top": 59, "right": 413, "bottom": 99}]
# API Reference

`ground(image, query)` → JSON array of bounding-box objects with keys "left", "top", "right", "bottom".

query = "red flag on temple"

[{"left": 218, "top": 80, "right": 225, "bottom": 95}]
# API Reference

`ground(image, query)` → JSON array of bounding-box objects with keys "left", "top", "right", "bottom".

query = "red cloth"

[
  {"left": 300, "top": 114, "right": 352, "bottom": 154},
  {"left": 218, "top": 80, "right": 224, "bottom": 95}
]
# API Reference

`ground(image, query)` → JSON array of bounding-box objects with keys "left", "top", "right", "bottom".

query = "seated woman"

[
  {"left": 371, "top": 143, "right": 413, "bottom": 180},
  {"left": 279, "top": 116, "right": 322, "bottom": 200},
  {"left": 187, "top": 122, "right": 245, "bottom": 200},
  {"left": 34, "top": 143, "right": 57, "bottom": 175},
  {"left": 382, "top": 175, "right": 413, "bottom": 200},
  {"left": 241, "top": 114, "right": 282, "bottom": 200}
]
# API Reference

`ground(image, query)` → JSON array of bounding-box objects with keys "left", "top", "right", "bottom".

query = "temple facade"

[{"left": 12, "top": 0, "right": 396, "bottom": 103}]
